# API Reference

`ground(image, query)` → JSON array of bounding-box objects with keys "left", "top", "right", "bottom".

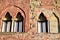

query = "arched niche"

[{"left": 50, "top": 12, "right": 59, "bottom": 33}]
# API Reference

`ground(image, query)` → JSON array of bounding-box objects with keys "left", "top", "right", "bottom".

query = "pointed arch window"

[
  {"left": 14, "top": 12, "right": 24, "bottom": 32},
  {"left": 2, "top": 12, "right": 12, "bottom": 32},
  {"left": 37, "top": 13, "right": 48, "bottom": 33}
]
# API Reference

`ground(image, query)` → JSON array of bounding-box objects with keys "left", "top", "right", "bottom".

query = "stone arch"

[
  {"left": 1, "top": 5, "right": 26, "bottom": 19},
  {"left": 14, "top": 5, "right": 26, "bottom": 18}
]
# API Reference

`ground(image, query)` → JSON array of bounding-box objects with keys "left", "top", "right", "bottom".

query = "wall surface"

[
  {"left": 0, "top": 33, "right": 60, "bottom": 40},
  {"left": 30, "top": 0, "right": 60, "bottom": 33},
  {"left": 0, "top": 0, "right": 60, "bottom": 40}
]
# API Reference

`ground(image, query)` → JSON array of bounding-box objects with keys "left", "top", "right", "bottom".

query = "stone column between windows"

[{"left": 11, "top": 19, "right": 14, "bottom": 32}]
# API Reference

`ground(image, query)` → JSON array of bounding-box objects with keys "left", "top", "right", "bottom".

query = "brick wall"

[
  {"left": 0, "top": 0, "right": 30, "bottom": 32},
  {"left": 0, "top": 33, "right": 60, "bottom": 40},
  {"left": 0, "top": 0, "right": 60, "bottom": 40}
]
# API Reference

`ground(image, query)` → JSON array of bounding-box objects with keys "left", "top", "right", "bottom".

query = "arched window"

[
  {"left": 2, "top": 12, "right": 12, "bottom": 32},
  {"left": 14, "top": 12, "right": 24, "bottom": 32},
  {"left": 37, "top": 13, "right": 48, "bottom": 33}
]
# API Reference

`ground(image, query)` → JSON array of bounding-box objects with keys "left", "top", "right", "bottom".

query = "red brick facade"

[
  {"left": 0, "top": 0, "right": 30, "bottom": 32},
  {"left": 0, "top": 0, "right": 60, "bottom": 40}
]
